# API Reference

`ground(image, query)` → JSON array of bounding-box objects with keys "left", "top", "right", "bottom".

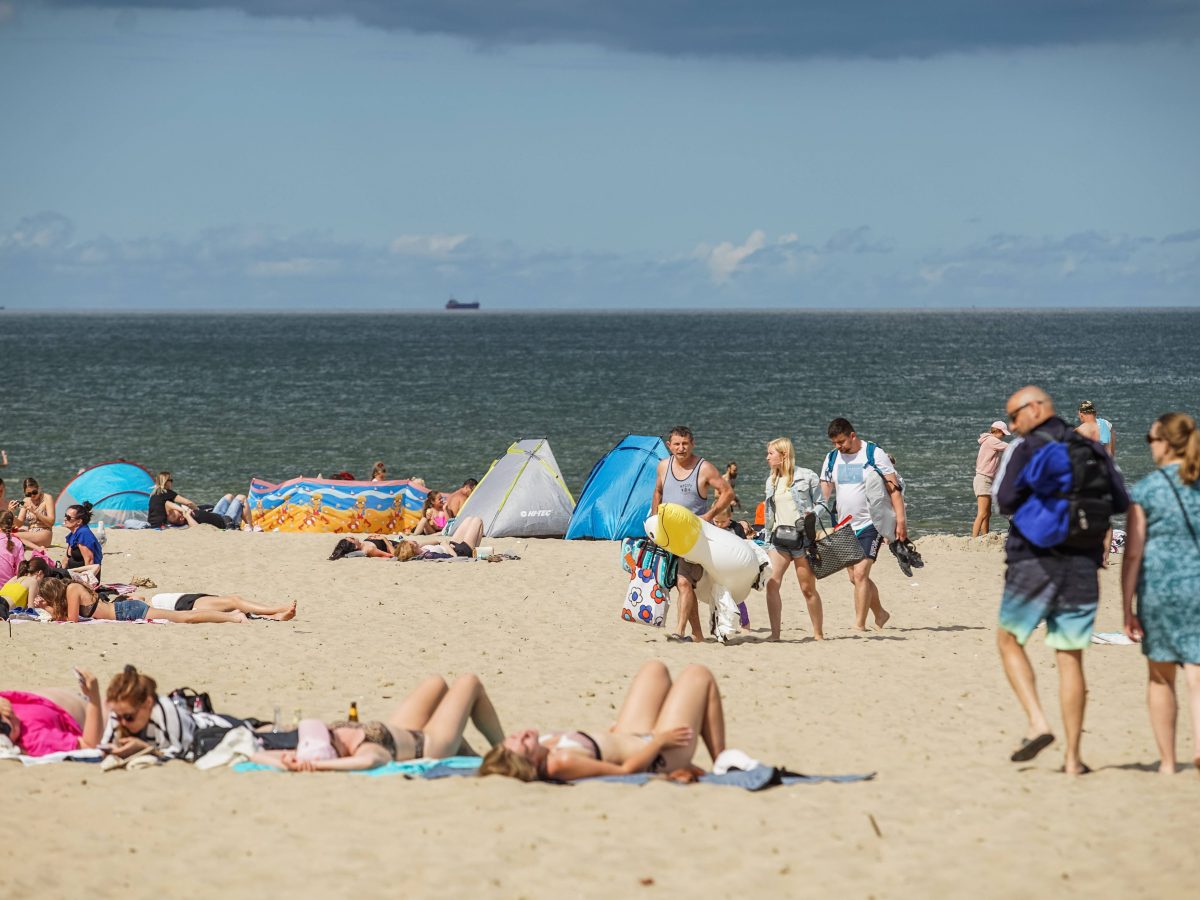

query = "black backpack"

[{"left": 1056, "top": 431, "right": 1115, "bottom": 549}]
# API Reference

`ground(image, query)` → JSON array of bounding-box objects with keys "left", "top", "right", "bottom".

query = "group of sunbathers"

[
  {"left": 2, "top": 660, "right": 729, "bottom": 782},
  {"left": 327, "top": 516, "right": 486, "bottom": 561}
]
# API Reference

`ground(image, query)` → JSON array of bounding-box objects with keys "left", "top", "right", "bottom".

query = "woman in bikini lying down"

[
  {"left": 328, "top": 534, "right": 398, "bottom": 560},
  {"left": 252, "top": 673, "right": 505, "bottom": 772},
  {"left": 479, "top": 660, "right": 726, "bottom": 781},
  {"left": 39, "top": 578, "right": 295, "bottom": 623},
  {"left": 394, "top": 516, "right": 486, "bottom": 561}
]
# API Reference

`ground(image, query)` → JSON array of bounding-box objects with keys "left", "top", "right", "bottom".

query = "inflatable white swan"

[{"left": 645, "top": 503, "right": 770, "bottom": 640}]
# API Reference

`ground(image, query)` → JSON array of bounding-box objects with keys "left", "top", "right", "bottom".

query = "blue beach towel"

[
  {"left": 1012, "top": 441, "right": 1073, "bottom": 548},
  {"left": 231, "top": 755, "right": 482, "bottom": 777}
]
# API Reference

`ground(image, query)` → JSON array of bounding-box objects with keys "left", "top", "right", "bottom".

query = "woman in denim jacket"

[{"left": 763, "top": 438, "right": 824, "bottom": 641}]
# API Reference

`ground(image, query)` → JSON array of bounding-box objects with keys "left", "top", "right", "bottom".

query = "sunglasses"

[
  {"left": 63, "top": 515, "right": 79, "bottom": 522},
  {"left": 1145, "top": 433, "right": 1165, "bottom": 444},
  {"left": 24, "top": 491, "right": 38, "bottom": 498},
  {"left": 115, "top": 711, "right": 140, "bottom": 724},
  {"left": 1007, "top": 401, "right": 1035, "bottom": 422},
  {"left": 0, "top": 719, "right": 12, "bottom": 737}
]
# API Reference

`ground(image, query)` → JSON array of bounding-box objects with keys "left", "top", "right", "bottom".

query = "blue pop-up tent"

[
  {"left": 55, "top": 460, "right": 155, "bottom": 527},
  {"left": 566, "top": 435, "right": 668, "bottom": 540}
]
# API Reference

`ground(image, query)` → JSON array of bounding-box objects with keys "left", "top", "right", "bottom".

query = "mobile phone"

[{"left": 73, "top": 667, "right": 87, "bottom": 689}]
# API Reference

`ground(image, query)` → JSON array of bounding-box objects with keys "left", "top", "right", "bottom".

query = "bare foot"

[
  {"left": 766, "top": 633, "right": 781, "bottom": 642},
  {"left": 1062, "top": 761, "right": 1092, "bottom": 776},
  {"left": 873, "top": 610, "right": 891, "bottom": 629},
  {"left": 1158, "top": 762, "right": 1177, "bottom": 775},
  {"left": 853, "top": 625, "right": 868, "bottom": 633},
  {"left": 812, "top": 632, "right": 825, "bottom": 640},
  {"left": 270, "top": 602, "right": 298, "bottom": 622}
]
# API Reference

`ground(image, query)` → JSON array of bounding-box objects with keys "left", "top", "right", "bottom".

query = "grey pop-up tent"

[{"left": 451, "top": 439, "right": 575, "bottom": 538}]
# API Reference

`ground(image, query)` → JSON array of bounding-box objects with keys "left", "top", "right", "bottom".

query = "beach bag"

[
  {"left": 620, "top": 537, "right": 678, "bottom": 590},
  {"left": 621, "top": 567, "right": 670, "bottom": 627},
  {"left": 806, "top": 509, "right": 865, "bottom": 580}
]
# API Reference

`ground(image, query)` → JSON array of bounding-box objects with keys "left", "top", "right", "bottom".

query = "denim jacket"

[{"left": 763, "top": 468, "right": 822, "bottom": 536}]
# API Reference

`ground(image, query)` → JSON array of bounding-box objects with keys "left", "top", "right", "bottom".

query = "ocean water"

[{"left": 2, "top": 309, "right": 1197, "bottom": 534}]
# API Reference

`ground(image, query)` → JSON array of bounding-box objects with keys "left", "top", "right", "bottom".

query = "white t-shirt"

[{"left": 823, "top": 443, "right": 895, "bottom": 533}]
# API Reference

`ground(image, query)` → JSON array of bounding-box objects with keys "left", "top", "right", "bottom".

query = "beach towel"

[{"left": 232, "top": 755, "right": 483, "bottom": 777}]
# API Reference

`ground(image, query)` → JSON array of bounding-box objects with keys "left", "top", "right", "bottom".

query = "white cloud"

[
  {"left": 702, "top": 229, "right": 766, "bottom": 284},
  {"left": 248, "top": 258, "right": 340, "bottom": 277},
  {"left": 390, "top": 233, "right": 469, "bottom": 258}
]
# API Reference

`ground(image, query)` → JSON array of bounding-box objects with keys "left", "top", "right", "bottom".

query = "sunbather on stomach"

[
  {"left": 479, "top": 661, "right": 726, "bottom": 782},
  {"left": 252, "top": 674, "right": 505, "bottom": 772}
]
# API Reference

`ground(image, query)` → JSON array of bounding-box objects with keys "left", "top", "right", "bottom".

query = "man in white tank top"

[{"left": 651, "top": 426, "right": 734, "bottom": 642}]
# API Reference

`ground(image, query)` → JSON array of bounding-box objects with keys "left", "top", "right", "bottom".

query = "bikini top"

[{"left": 540, "top": 731, "right": 601, "bottom": 760}]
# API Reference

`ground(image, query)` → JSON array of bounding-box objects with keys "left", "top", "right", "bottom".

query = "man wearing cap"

[
  {"left": 972, "top": 420, "right": 1010, "bottom": 537},
  {"left": 1076, "top": 400, "right": 1114, "bottom": 457}
]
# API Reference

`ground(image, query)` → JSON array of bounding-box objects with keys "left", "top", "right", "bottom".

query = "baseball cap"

[
  {"left": 990, "top": 420, "right": 1010, "bottom": 435},
  {"left": 1078, "top": 400, "right": 1097, "bottom": 414}
]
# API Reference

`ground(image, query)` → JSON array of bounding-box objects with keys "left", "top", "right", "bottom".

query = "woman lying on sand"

[
  {"left": 328, "top": 534, "right": 399, "bottom": 560},
  {"left": 1, "top": 669, "right": 104, "bottom": 756},
  {"left": 253, "top": 674, "right": 504, "bottom": 772},
  {"left": 480, "top": 661, "right": 725, "bottom": 781},
  {"left": 394, "top": 516, "right": 486, "bottom": 561},
  {"left": 39, "top": 578, "right": 295, "bottom": 623}
]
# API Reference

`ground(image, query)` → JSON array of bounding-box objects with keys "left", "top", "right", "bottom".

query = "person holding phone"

[
  {"left": 10, "top": 478, "right": 54, "bottom": 549},
  {"left": 0, "top": 669, "right": 105, "bottom": 757}
]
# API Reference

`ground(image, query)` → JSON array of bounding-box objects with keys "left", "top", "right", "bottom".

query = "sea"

[{"left": 2, "top": 309, "right": 1197, "bottom": 535}]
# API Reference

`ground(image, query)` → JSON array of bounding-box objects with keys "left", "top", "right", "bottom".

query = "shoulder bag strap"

[{"left": 1159, "top": 469, "right": 1200, "bottom": 552}]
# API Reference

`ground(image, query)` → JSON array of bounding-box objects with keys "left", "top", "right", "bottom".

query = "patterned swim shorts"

[{"left": 999, "top": 555, "right": 1100, "bottom": 651}]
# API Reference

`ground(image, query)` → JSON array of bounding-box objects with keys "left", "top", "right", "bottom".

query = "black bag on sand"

[{"left": 806, "top": 508, "right": 865, "bottom": 580}]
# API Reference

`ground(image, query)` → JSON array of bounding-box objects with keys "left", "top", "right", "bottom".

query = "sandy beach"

[{"left": 3, "top": 527, "right": 1196, "bottom": 899}]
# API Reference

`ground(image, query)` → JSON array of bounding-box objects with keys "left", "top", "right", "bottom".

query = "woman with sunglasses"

[
  {"left": 8, "top": 477, "right": 54, "bottom": 549},
  {"left": 1, "top": 668, "right": 105, "bottom": 757},
  {"left": 1122, "top": 412, "right": 1200, "bottom": 775},
  {"left": 148, "top": 471, "right": 245, "bottom": 530},
  {"left": 62, "top": 502, "right": 103, "bottom": 580}
]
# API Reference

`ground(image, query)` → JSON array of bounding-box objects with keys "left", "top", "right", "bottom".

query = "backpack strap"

[
  {"left": 1159, "top": 469, "right": 1200, "bottom": 553},
  {"left": 823, "top": 450, "right": 838, "bottom": 482},
  {"left": 862, "top": 441, "right": 884, "bottom": 478}
]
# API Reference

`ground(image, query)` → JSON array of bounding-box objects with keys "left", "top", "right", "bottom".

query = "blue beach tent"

[
  {"left": 566, "top": 435, "right": 669, "bottom": 541},
  {"left": 55, "top": 460, "right": 156, "bottom": 527}
]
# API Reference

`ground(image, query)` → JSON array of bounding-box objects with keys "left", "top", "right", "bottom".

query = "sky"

[{"left": 1, "top": 0, "right": 1198, "bottom": 309}]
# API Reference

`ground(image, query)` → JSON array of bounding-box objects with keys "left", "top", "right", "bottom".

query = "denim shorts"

[
  {"left": 114, "top": 599, "right": 150, "bottom": 621},
  {"left": 769, "top": 540, "right": 809, "bottom": 560}
]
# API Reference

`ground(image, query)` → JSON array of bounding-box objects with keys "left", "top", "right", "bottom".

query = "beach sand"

[{"left": 3, "top": 528, "right": 1196, "bottom": 898}]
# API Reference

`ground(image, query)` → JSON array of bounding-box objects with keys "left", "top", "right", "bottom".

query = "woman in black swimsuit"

[
  {"left": 479, "top": 661, "right": 727, "bottom": 781},
  {"left": 328, "top": 534, "right": 398, "bottom": 560}
]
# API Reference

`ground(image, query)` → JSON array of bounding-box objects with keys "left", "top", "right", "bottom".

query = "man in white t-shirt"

[{"left": 819, "top": 417, "right": 908, "bottom": 631}]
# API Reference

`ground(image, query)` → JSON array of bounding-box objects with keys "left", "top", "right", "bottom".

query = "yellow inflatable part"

[{"left": 654, "top": 502, "right": 703, "bottom": 557}]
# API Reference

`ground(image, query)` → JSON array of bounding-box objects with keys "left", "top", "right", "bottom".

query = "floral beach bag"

[{"left": 619, "top": 538, "right": 677, "bottom": 628}]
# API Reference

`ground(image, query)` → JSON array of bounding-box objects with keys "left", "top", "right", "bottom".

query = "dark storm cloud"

[{"left": 44, "top": 0, "right": 1200, "bottom": 59}]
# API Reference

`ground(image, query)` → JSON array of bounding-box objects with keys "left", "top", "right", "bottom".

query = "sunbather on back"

[{"left": 479, "top": 661, "right": 726, "bottom": 782}]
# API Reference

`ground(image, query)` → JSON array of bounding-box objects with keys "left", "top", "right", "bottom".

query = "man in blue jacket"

[{"left": 993, "top": 385, "right": 1129, "bottom": 775}]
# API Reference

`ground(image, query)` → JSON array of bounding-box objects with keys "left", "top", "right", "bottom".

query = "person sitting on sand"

[
  {"left": 8, "top": 477, "right": 54, "bottom": 549},
  {"left": 62, "top": 502, "right": 103, "bottom": 580},
  {"left": 395, "top": 516, "right": 485, "bottom": 561},
  {"left": 479, "top": 660, "right": 726, "bottom": 781},
  {"left": 1, "top": 557, "right": 49, "bottom": 610},
  {"left": 39, "top": 578, "right": 284, "bottom": 624},
  {"left": 252, "top": 673, "right": 505, "bottom": 772},
  {"left": 328, "top": 534, "right": 399, "bottom": 560},
  {"left": 1, "top": 512, "right": 23, "bottom": 586},
  {"left": 149, "top": 471, "right": 246, "bottom": 530},
  {"left": 1, "top": 669, "right": 105, "bottom": 757},
  {"left": 411, "top": 491, "right": 449, "bottom": 535},
  {"left": 443, "top": 478, "right": 478, "bottom": 518}
]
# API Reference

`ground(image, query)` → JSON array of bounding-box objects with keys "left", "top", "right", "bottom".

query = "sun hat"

[{"left": 990, "top": 420, "right": 1010, "bottom": 435}]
